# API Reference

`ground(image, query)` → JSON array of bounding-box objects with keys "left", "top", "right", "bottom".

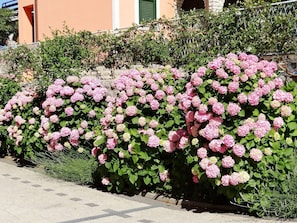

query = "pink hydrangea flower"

[
  {"left": 200, "top": 123, "right": 220, "bottom": 141},
  {"left": 66, "top": 76, "right": 79, "bottom": 83},
  {"left": 212, "top": 102, "right": 225, "bottom": 115},
  {"left": 146, "top": 94, "right": 154, "bottom": 103},
  {"left": 218, "top": 86, "right": 227, "bottom": 94},
  {"left": 98, "top": 154, "right": 107, "bottom": 164},
  {"left": 107, "top": 138, "right": 117, "bottom": 149},
  {"left": 147, "top": 135, "right": 160, "bottom": 148},
  {"left": 126, "top": 106, "right": 138, "bottom": 116},
  {"left": 191, "top": 76, "right": 203, "bottom": 86},
  {"left": 166, "top": 86, "right": 174, "bottom": 95},
  {"left": 65, "top": 107, "right": 74, "bottom": 116},
  {"left": 159, "top": 170, "right": 169, "bottom": 182},
  {"left": 221, "top": 175, "right": 231, "bottom": 186},
  {"left": 88, "top": 110, "right": 96, "bottom": 118},
  {"left": 208, "top": 97, "right": 218, "bottom": 106},
  {"left": 280, "top": 105, "right": 292, "bottom": 117},
  {"left": 232, "top": 144, "right": 245, "bottom": 157},
  {"left": 230, "top": 172, "right": 240, "bottom": 186},
  {"left": 198, "top": 104, "right": 208, "bottom": 113},
  {"left": 216, "top": 68, "right": 228, "bottom": 79},
  {"left": 206, "top": 164, "right": 220, "bottom": 178},
  {"left": 237, "top": 125, "right": 250, "bottom": 137},
  {"left": 177, "top": 136, "right": 189, "bottom": 149},
  {"left": 48, "top": 113, "right": 57, "bottom": 122},
  {"left": 273, "top": 117, "right": 284, "bottom": 129},
  {"left": 70, "top": 92, "right": 84, "bottom": 103},
  {"left": 248, "top": 92, "right": 260, "bottom": 106},
  {"left": 91, "top": 147, "right": 99, "bottom": 157},
  {"left": 28, "top": 118, "right": 35, "bottom": 125},
  {"left": 212, "top": 80, "right": 220, "bottom": 90},
  {"left": 101, "top": 177, "right": 110, "bottom": 185},
  {"left": 149, "top": 120, "right": 158, "bottom": 128},
  {"left": 169, "top": 131, "right": 180, "bottom": 142},
  {"left": 222, "top": 156, "right": 235, "bottom": 168},
  {"left": 197, "top": 147, "right": 207, "bottom": 159},
  {"left": 209, "top": 139, "right": 223, "bottom": 152},
  {"left": 237, "top": 93, "right": 248, "bottom": 104},
  {"left": 249, "top": 148, "right": 263, "bottom": 162},
  {"left": 60, "top": 86, "right": 74, "bottom": 96},
  {"left": 196, "top": 66, "right": 207, "bottom": 77},
  {"left": 70, "top": 129, "right": 80, "bottom": 141},
  {"left": 222, "top": 134, "right": 235, "bottom": 148},
  {"left": 163, "top": 140, "right": 176, "bottom": 153},
  {"left": 138, "top": 117, "right": 146, "bottom": 126},
  {"left": 227, "top": 103, "right": 241, "bottom": 116},
  {"left": 228, "top": 81, "right": 239, "bottom": 93},
  {"left": 150, "top": 100, "right": 160, "bottom": 110},
  {"left": 273, "top": 90, "right": 287, "bottom": 102},
  {"left": 199, "top": 158, "right": 209, "bottom": 170},
  {"left": 167, "top": 95, "right": 176, "bottom": 105},
  {"left": 155, "top": 90, "right": 165, "bottom": 100}
]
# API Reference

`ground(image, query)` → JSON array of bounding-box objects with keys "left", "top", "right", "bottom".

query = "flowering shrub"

[
  {"left": 0, "top": 74, "right": 21, "bottom": 156},
  {"left": 178, "top": 52, "right": 295, "bottom": 199},
  {"left": 0, "top": 88, "right": 45, "bottom": 158},
  {"left": 93, "top": 67, "right": 187, "bottom": 192},
  {"left": 40, "top": 76, "right": 108, "bottom": 156}
]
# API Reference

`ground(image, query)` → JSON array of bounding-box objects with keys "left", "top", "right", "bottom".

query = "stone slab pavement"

[{"left": 0, "top": 157, "right": 293, "bottom": 223}]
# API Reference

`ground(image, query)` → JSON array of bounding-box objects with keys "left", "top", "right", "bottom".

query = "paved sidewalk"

[{"left": 0, "top": 158, "right": 290, "bottom": 223}]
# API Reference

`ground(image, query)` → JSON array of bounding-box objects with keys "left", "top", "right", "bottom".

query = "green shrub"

[
  {"left": 34, "top": 150, "right": 98, "bottom": 185},
  {"left": 1, "top": 45, "right": 42, "bottom": 79},
  {"left": 38, "top": 27, "right": 99, "bottom": 91}
]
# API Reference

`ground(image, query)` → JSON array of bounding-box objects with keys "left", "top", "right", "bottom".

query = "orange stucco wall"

[
  {"left": 19, "top": 0, "right": 113, "bottom": 43},
  {"left": 160, "top": 0, "right": 176, "bottom": 19},
  {"left": 18, "top": 0, "right": 178, "bottom": 44},
  {"left": 120, "top": 0, "right": 135, "bottom": 28},
  {"left": 18, "top": 0, "right": 34, "bottom": 43}
]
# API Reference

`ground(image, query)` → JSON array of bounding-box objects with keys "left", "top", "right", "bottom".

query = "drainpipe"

[{"left": 33, "top": 0, "right": 38, "bottom": 42}]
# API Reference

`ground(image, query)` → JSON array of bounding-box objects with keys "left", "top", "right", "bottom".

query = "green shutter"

[{"left": 139, "top": 0, "right": 156, "bottom": 22}]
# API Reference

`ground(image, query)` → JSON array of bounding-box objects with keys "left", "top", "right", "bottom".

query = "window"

[{"left": 139, "top": 0, "right": 156, "bottom": 23}]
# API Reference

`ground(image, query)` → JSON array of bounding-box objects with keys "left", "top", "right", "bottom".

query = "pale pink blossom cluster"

[
  {"left": 159, "top": 170, "right": 169, "bottom": 182},
  {"left": 41, "top": 76, "right": 107, "bottom": 152},
  {"left": 97, "top": 67, "right": 185, "bottom": 188},
  {"left": 221, "top": 170, "right": 250, "bottom": 186},
  {"left": 237, "top": 115, "right": 271, "bottom": 139}
]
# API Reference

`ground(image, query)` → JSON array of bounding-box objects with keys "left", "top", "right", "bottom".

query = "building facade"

[
  {"left": 18, "top": 0, "right": 180, "bottom": 43},
  {"left": 18, "top": 0, "right": 226, "bottom": 44}
]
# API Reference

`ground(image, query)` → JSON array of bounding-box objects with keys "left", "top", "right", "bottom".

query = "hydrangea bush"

[
  {"left": 40, "top": 76, "right": 108, "bottom": 155},
  {"left": 0, "top": 88, "right": 44, "bottom": 158},
  {"left": 177, "top": 52, "right": 296, "bottom": 199},
  {"left": 93, "top": 67, "right": 187, "bottom": 192}
]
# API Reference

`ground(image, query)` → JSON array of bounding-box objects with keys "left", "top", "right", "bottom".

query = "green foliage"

[
  {"left": 39, "top": 26, "right": 98, "bottom": 83},
  {"left": 0, "top": 74, "right": 20, "bottom": 108},
  {"left": 236, "top": 154, "right": 297, "bottom": 218},
  {"left": 34, "top": 150, "right": 98, "bottom": 185},
  {"left": 1, "top": 44, "right": 42, "bottom": 82},
  {"left": 0, "top": 8, "right": 18, "bottom": 45}
]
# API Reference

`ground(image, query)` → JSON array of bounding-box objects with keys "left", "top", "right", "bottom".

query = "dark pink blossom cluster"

[{"left": 177, "top": 52, "right": 293, "bottom": 186}]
